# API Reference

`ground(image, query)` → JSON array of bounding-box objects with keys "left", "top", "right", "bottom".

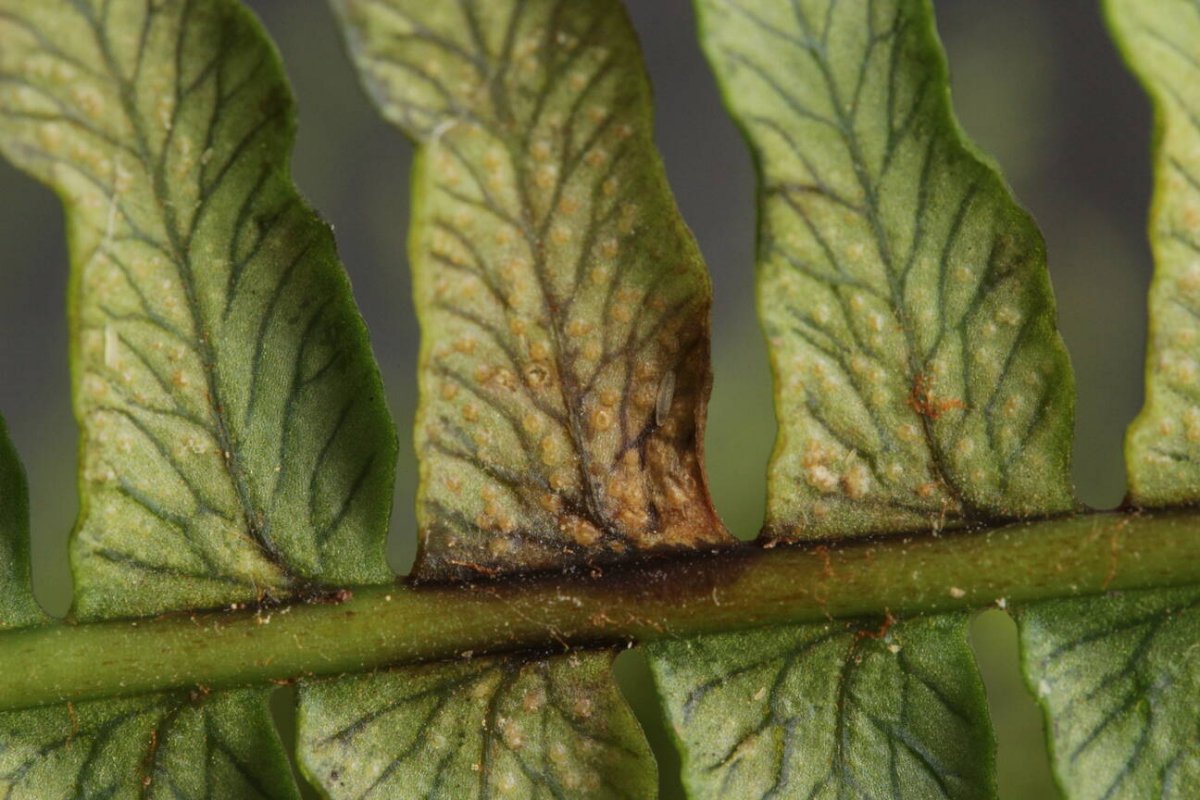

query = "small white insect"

[{"left": 655, "top": 370, "right": 676, "bottom": 427}]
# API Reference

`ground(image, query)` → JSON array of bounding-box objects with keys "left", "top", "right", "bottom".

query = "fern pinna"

[{"left": 0, "top": 0, "right": 1198, "bottom": 798}]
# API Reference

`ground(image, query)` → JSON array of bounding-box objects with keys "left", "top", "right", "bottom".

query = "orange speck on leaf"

[{"left": 907, "top": 373, "right": 965, "bottom": 420}]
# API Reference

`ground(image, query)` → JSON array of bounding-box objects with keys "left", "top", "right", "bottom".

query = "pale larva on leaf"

[{"left": 655, "top": 370, "right": 675, "bottom": 427}]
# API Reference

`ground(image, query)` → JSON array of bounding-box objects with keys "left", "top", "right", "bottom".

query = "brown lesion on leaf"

[
  {"left": 416, "top": 318, "right": 728, "bottom": 579},
  {"left": 394, "top": 2, "right": 731, "bottom": 582}
]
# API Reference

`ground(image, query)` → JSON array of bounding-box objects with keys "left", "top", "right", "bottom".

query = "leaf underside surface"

[
  {"left": 701, "top": 0, "right": 1074, "bottom": 541},
  {"left": 649, "top": 614, "right": 993, "bottom": 800},
  {"left": 333, "top": 0, "right": 730, "bottom": 582},
  {"left": 300, "top": 651, "right": 654, "bottom": 800},
  {"left": 300, "top": 0, "right": 731, "bottom": 795},
  {"left": 0, "top": 0, "right": 395, "bottom": 621},
  {"left": 1016, "top": 5, "right": 1200, "bottom": 799},
  {"left": 0, "top": 689, "right": 297, "bottom": 800},
  {"left": 644, "top": 0, "right": 1082, "bottom": 795},
  {"left": 1116, "top": 0, "right": 1200, "bottom": 507},
  {"left": 1018, "top": 587, "right": 1200, "bottom": 800},
  {"left": 0, "top": 0, "right": 399, "bottom": 795}
]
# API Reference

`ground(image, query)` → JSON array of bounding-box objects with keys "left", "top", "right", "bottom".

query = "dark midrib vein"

[
  {"left": 826, "top": 636, "right": 861, "bottom": 800},
  {"left": 344, "top": 677, "right": 474, "bottom": 799},
  {"left": 80, "top": 2, "right": 287, "bottom": 571},
  {"left": 137, "top": 693, "right": 192, "bottom": 798},
  {"left": 814, "top": 19, "right": 963, "bottom": 511},
  {"left": 782, "top": 2, "right": 979, "bottom": 518},
  {"left": 453, "top": 4, "right": 633, "bottom": 544},
  {"left": 508, "top": 15, "right": 623, "bottom": 542},
  {"left": 478, "top": 666, "right": 516, "bottom": 800}
]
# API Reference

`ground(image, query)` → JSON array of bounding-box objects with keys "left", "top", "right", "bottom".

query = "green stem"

[{"left": 2, "top": 509, "right": 1199, "bottom": 712}]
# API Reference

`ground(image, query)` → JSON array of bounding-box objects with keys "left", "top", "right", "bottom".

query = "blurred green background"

[{"left": 0, "top": 1, "right": 1154, "bottom": 797}]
